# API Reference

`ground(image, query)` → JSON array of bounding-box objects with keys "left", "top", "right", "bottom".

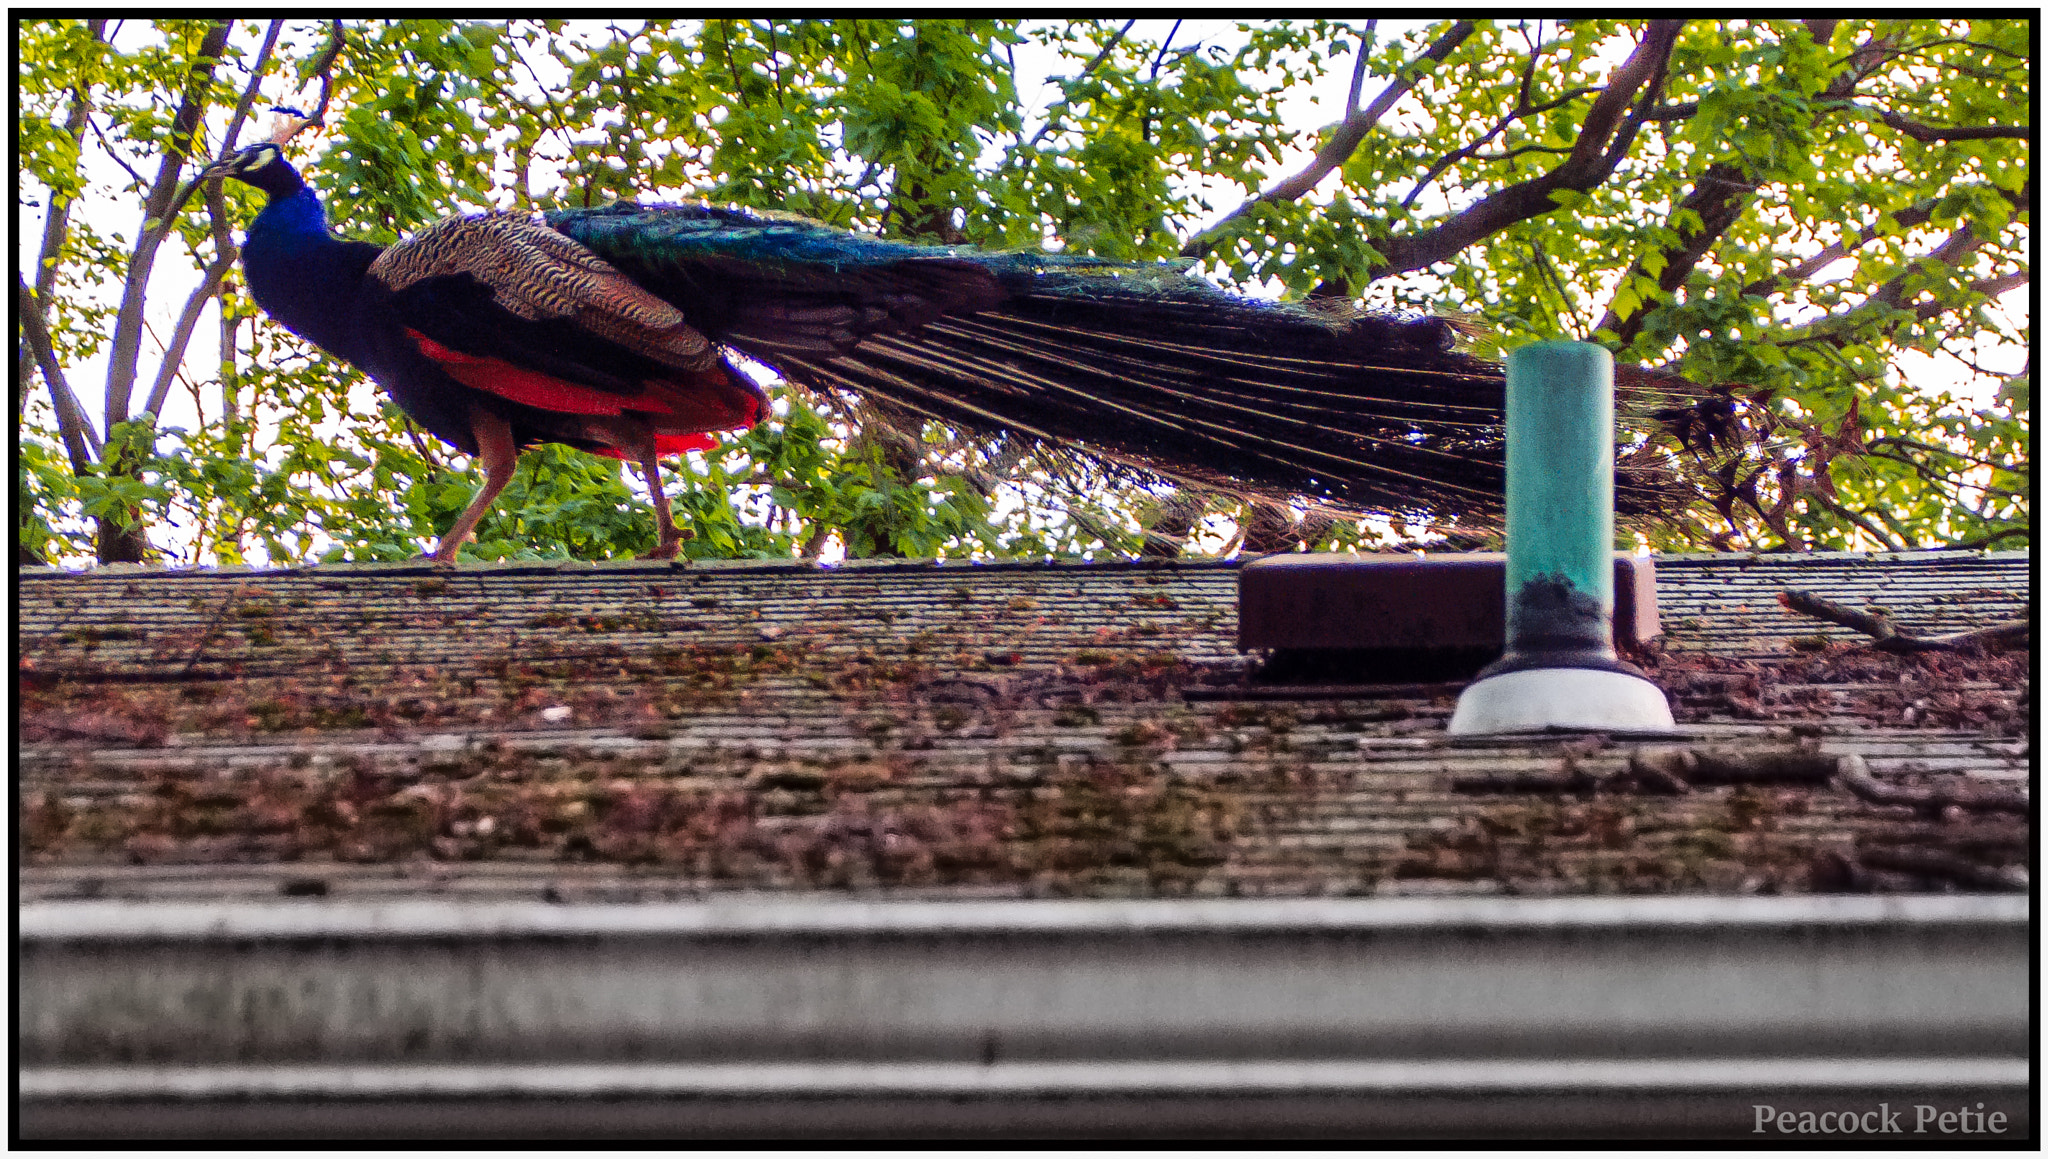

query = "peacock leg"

[
  {"left": 430, "top": 404, "right": 519, "bottom": 566},
  {"left": 635, "top": 446, "right": 684, "bottom": 560}
]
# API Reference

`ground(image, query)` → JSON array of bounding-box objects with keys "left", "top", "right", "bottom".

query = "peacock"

[{"left": 195, "top": 118, "right": 1682, "bottom": 564}]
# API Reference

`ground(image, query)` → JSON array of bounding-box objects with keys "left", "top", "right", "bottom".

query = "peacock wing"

[{"left": 366, "top": 212, "right": 763, "bottom": 448}]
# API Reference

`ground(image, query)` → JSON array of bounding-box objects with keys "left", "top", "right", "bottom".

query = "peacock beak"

[
  {"left": 168, "top": 157, "right": 239, "bottom": 223},
  {"left": 196, "top": 156, "right": 240, "bottom": 182}
]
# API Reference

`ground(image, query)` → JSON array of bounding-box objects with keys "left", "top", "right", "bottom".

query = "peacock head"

[{"left": 198, "top": 142, "right": 304, "bottom": 199}]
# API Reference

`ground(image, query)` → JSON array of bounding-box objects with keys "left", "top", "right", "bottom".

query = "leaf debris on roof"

[{"left": 17, "top": 552, "right": 2029, "bottom": 899}]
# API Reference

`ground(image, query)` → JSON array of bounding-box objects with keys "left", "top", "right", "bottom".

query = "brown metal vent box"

[{"left": 1238, "top": 553, "right": 1659, "bottom": 652}]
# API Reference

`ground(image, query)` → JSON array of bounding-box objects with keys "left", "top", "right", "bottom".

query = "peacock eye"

[{"left": 242, "top": 148, "right": 275, "bottom": 172}]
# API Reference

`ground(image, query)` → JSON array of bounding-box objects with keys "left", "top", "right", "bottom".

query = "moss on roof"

[{"left": 17, "top": 551, "right": 2030, "bottom": 899}]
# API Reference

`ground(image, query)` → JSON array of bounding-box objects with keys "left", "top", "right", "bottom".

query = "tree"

[{"left": 17, "top": 19, "right": 2030, "bottom": 567}]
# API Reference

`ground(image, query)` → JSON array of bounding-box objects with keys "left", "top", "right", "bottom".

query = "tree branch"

[
  {"left": 1181, "top": 20, "right": 1476, "bottom": 261},
  {"left": 139, "top": 18, "right": 285, "bottom": 426},
  {"left": 17, "top": 273, "right": 102, "bottom": 472},
  {"left": 1594, "top": 28, "right": 2025, "bottom": 347},
  {"left": 19, "top": 19, "right": 106, "bottom": 428},
  {"left": 1363, "top": 20, "right": 1683, "bottom": 282},
  {"left": 1837, "top": 756, "right": 2030, "bottom": 816},
  {"left": 799, "top": 522, "right": 834, "bottom": 561},
  {"left": 1147, "top": 19, "right": 1183, "bottom": 82},
  {"left": 1468, "top": 141, "right": 1573, "bottom": 164},
  {"left": 1866, "top": 223, "right": 1986, "bottom": 310},
  {"left": 1839, "top": 101, "right": 2031, "bottom": 143},
  {"left": 1911, "top": 272, "right": 2027, "bottom": 319},
  {"left": 1944, "top": 527, "right": 2032, "bottom": 551},
  {"left": 1737, "top": 178, "right": 2027, "bottom": 302},
  {"left": 104, "top": 19, "right": 232, "bottom": 429},
  {"left": 1638, "top": 100, "right": 1699, "bottom": 122},
  {"left": 1738, "top": 202, "right": 1937, "bottom": 300},
  {"left": 1778, "top": 589, "right": 2029, "bottom": 654},
  {"left": 1766, "top": 227, "right": 2016, "bottom": 354},
  {"left": 1594, "top": 163, "right": 1755, "bottom": 345},
  {"left": 1345, "top": 21, "right": 1376, "bottom": 110},
  {"left": 219, "top": 19, "right": 285, "bottom": 154},
  {"left": 163, "top": 19, "right": 317, "bottom": 229},
  {"left": 142, "top": 248, "right": 234, "bottom": 421}
]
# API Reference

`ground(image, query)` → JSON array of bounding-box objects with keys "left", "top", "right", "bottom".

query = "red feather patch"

[
  {"left": 408, "top": 330, "right": 760, "bottom": 460},
  {"left": 409, "top": 330, "right": 672, "bottom": 417},
  {"left": 591, "top": 433, "right": 717, "bottom": 460}
]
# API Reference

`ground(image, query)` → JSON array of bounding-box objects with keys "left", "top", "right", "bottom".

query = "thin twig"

[
  {"left": 1182, "top": 20, "right": 1476, "bottom": 261},
  {"left": 86, "top": 116, "right": 150, "bottom": 188},
  {"left": 1018, "top": 19, "right": 1138, "bottom": 155},
  {"left": 1147, "top": 19, "right": 1182, "bottom": 82},
  {"left": 1345, "top": 20, "right": 1377, "bottom": 111},
  {"left": 1832, "top": 100, "right": 2030, "bottom": 143},
  {"left": 402, "top": 422, "right": 445, "bottom": 477},
  {"left": 1864, "top": 448, "right": 2026, "bottom": 504},
  {"left": 142, "top": 250, "right": 235, "bottom": 420},
  {"left": 1836, "top": 754, "right": 2029, "bottom": 816},
  {"left": 1403, "top": 84, "right": 1602, "bottom": 209},
  {"left": 299, "top": 19, "right": 346, "bottom": 124},
  {"left": 1808, "top": 494, "right": 1907, "bottom": 553},
  {"left": 766, "top": 21, "right": 786, "bottom": 108},
  {"left": 1863, "top": 435, "right": 2021, "bottom": 476}
]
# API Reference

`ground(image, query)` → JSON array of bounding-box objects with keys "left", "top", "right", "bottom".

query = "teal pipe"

[{"left": 1481, "top": 340, "right": 1640, "bottom": 677}]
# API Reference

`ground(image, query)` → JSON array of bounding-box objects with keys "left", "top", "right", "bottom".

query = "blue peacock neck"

[{"left": 239, "top": 179, "right": 380, "bottom": 365}]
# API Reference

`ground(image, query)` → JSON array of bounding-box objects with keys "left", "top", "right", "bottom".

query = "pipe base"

[{"left": 1449, "top": 667, "right": 1676, "bottom": 735}]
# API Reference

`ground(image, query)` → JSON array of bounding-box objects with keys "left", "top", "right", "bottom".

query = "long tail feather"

[
  {"left": 789, "top": 280, "right": 1515, "bottom": 515},
  {"left": 550, "top": 203, "right": 1691, "bottom": 524}
]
